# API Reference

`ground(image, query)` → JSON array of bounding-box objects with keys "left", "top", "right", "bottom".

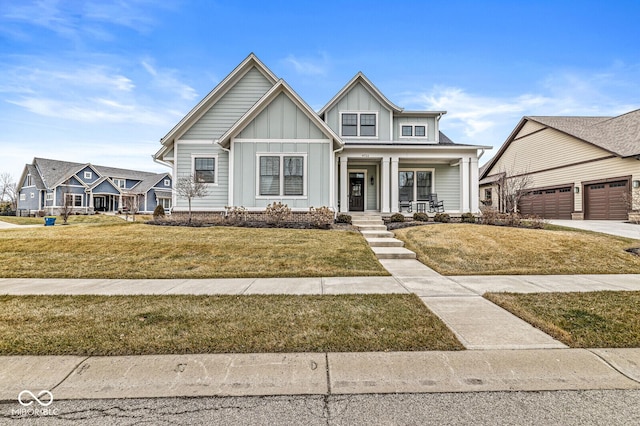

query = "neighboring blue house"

[
  {"left": 154, "top": 53, "right": 489, "bottom": 215},
  {"left": 17, "top": 158, "right": 172, "bottom": 216}
]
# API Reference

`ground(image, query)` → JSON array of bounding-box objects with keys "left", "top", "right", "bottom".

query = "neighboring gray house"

[
  {"left": 17, "top": 158, "right": 172, "bottom": 216},
  {"left": 154, "top": 53, "right": 489, "bottom": 215}
]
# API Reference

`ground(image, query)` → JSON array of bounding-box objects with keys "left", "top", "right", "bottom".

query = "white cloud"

[
  {"left": 141, "top": 59, "right": 198, "bottom": 101},
  {"left": 398, "top": 64, "right": 640, "bottom": 160},
  {"left": 283, "top": 53, "right": 330, "bottom": 76}
]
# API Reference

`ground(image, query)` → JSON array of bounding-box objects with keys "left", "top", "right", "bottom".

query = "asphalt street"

[{"left": 3, "top": 390, "right": 640, "bottom": 425}]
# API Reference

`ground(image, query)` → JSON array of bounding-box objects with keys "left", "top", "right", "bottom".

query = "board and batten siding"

[
  {"left": 401, "top": 163, "right": 461, "bottom": 211},
  {"left": 232, "top": 141, "right": 331, "bottom": 209},
  {"left": 324, "top": 82, "right": 391, "bottom": 140},
  {"left": 393, "top": 116, "right": 436, "bottom": 141},
  {"left": 238, "top": 92, "right": 326, "bottom": 140},
  {"left": 181, "top": 67, "right": 274, "bottom": 140},
  {"left": 490, "top": 127, "right": 612, "bottom": 176},
  {"left": 174, "top": 142, "right": 229, "bottom": 209}
]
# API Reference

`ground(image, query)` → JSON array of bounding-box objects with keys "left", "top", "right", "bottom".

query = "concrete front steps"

[{"left": 351, "top": 214, "right": 416, "bottom": 259}]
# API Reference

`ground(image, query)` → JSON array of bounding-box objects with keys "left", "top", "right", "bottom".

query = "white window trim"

[
  {"left": 64, "top": 193, "right": 84, "bottom": 207},
  {"left": 46, "top": 193, "right": 53, "bottom": 201},
  {"left": 164, "top": 179, "right": 171, "bottom": 187},
  {"left": 256, "top": 153, "right": 308, "bottom": 199},
  {"left": 84, "top": 171, "right": 93, "bottom": 179},
  {"left": 20, "top": 193, "right": 26, "bottom": 201},
  {"left": 398, "top": 168, "right": 436, "bottom": 201},
  {"left": 399, "top": 123, "right": 429, "bottom": 140},
  {"left": 339, "top": 111, "right": 379, "bottom": 139},
  {"left": 191, "top": 154, "right": 219, "bottom": 186},
  {"left": 30, "top": 192, "right": 35, "bottom": 199},
  {"left": 113, "top": 178, "right": 126, "bottom": 189}
]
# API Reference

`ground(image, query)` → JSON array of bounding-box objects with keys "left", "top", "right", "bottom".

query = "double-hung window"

[
  {"left": 259, "top": 155, "right": 305, "bottom": 197},
  {"left": 340, "top": 112, "right": 377, "bottom": 137},
  {"left": 194, "top": 157, "right": 215, "bottom": 183}
]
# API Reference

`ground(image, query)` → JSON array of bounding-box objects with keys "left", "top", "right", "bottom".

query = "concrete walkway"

[{"left": 549, "top": 219, "right": 640, "bottom": 240}]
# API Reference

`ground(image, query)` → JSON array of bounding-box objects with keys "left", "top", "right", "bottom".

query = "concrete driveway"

[{"left": 548, "top": 220, "right": 640, "bottom": 240}]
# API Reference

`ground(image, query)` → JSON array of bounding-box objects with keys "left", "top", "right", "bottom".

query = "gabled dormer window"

[
  {"left": 340, "top": 112, "right": 377, "bottom": 138},
  {"left": 113, "top": 178, "right": 126, "bottom": 188}
]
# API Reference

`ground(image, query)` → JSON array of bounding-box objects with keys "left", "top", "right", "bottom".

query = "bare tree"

[
  {"left": 123, "top": 193, "right": 141, "bottom": 222},
  {"left": 495, "top": 172, "right": 533, "bottom": 214},
  {"left": 175, "top": 174, "right": 208, "bottom": 224},
  {"left": 0, "top": 173, "right": 17, "bottom": 211},
  {"left": 59, "top": 179, "right": 73, "bottom": 225}
]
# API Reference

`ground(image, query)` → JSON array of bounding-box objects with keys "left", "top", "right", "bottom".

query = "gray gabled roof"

[
  {"left": 480, "top": 109, "right": 640, "bottom": 180},
  {"left": 528, "top": 109, "right": 640, "bottom": 157},
  {"left": 25, "top": 158, "right": 170, "bottom": 195}
]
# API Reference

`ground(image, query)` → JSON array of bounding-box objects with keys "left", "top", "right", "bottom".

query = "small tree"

[
  {"left": 59, "top": 179, "right": 73, "bottom": 225},
  {"left": 0, "top": 173, "right": 17, "bottom": 211},
  {"left": 175, "top": 174, "right": 208, "bottom": 224},
  {"left": 494, "top": 164, "right": 533, "bottom": 214},
  {"left": 123, "top": 194, "right": 141, "bottom": 222}
]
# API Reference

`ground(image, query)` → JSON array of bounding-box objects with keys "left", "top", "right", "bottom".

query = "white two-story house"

[{"left": 154, "top": 53, "right": 489, "bottom": 215}]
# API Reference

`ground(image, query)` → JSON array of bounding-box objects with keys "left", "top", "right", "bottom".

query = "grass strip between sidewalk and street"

[
  {"left": 0, "top": 294, "right": 464, "bottom": 355},
  {"left": 394, "top": 223, "right": 640, "bottom": 275},
  {"left": 485, "top": 291, "right": 640, "bottom": 348},
  {"left": 0, "top": 222, "right": 388, "bottom": 278}
]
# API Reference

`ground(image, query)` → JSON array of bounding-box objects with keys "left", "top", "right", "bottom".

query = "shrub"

[
  {"left": 461, "top": 212, "right": 475, "bottom": 223},
  {"left": 434, "top": 213, "right": 450, "bottom": 223},
  {"left": 335, "top": 213, "right": 352, "bottom": 224},
  {"left": 153, "top": 204, "right": 165, "bottom": 219},
  {"left": 390, "top": 213, "right": 405, "bottom": 222},
  {"left": 309, "top": 206, "right": 334, "bottom": 229},
  {"left": 413, "top": 212, "right": 429, "bottom": 222},
  {"left": 225, "top": 205, "right": 248, "bottom": 224},
  {"left": 265, "top": 202, "right": 291, "bottom": 224}
]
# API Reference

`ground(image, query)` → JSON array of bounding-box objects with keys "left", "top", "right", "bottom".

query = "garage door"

[
  {"left": 519, "top": 186, "right": 573, "bottom": 219},
  {"left": 585, "top": 180, "right": 629, "bottom": 220}
]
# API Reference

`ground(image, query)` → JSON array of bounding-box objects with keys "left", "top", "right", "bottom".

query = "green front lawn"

[
  {"left": 393, "top": 224, "right": 640, "bottom": 275},
  {"left": 0, "top": 294, "right": 463, "bottom": 355},
  {"left": 485, "top": 291, "right": 640, "bottom": 348},
  {"left": 0, "top": 222, "right": 388, "bottom": 278}
]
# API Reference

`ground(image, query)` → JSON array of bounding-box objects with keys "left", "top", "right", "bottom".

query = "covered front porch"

[{"left": 336, "top": 149, "right": 479, "bottom": 214}]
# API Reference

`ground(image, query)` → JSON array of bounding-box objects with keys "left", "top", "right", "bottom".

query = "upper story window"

[
  {"left": 340, "top": 112, "right": 377, "bottom": 138},
  {"left": 113, "top": 178, "right": 126, "bottom": 188},
  {"left": 25, "top": 174, "right": 33, "bottom": 186},
  {"left": 164, "top": 179, "right": 171, "bottom": 187},
  {"left": 194, "top": 157, "right": 216, "bottom": 183},
  {"left": 84, "top": 171, "right": 93, "bottom": 180},
  {"left": 400, "top": 124, "right": 427, "bottom": 138}
]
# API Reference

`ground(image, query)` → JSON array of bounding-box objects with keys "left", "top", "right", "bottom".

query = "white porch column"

[
  {"left": 381, "top": 157, "right": 390, "bottom": 213},
  {"left": 470, "top": 157, "right": 479, "bottom": 213},
  {"left": 390, "top": 157, "right": 399, "bottom": 213},
  {"left": 460, "top": 157, "right": 470, "bottom": 212},
  {"left": 339, "top": 157, "right": 349, "bottom": 213}
]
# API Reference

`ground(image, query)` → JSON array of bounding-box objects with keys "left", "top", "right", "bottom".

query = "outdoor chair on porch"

[{"left": 428, "top": 194, "right": 445, "bottom": 213}]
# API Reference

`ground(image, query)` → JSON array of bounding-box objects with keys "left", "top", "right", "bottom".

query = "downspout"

[
  {"left": 331, "top": 144, "right": 344, "bottom": 216},
  {"left": 217, "top": 140, "right": 232, "bottom": 209}
]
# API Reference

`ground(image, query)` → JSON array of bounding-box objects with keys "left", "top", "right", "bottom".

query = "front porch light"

[{"left": 370, "top": 176, "right": 374, "bottom": 186}]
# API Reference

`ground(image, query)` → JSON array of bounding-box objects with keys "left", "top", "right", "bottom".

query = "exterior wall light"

[
  {"left": 370, "top": 176, "right": 375, "bottom": 186},
  {"left": 633, "top": 180, "right": 640, "bottom": 188},
  {"left": 574, "top": 186, "right": 580, "bottom": 194}
]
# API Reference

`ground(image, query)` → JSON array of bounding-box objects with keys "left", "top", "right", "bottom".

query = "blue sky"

[{"left": 1, "top": 0, "right": 639, "bottom": 181}]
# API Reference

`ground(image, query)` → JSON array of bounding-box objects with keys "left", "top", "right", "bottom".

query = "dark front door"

[{"left": 349, "top": 175, "right": 365, "bottom": 211}]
